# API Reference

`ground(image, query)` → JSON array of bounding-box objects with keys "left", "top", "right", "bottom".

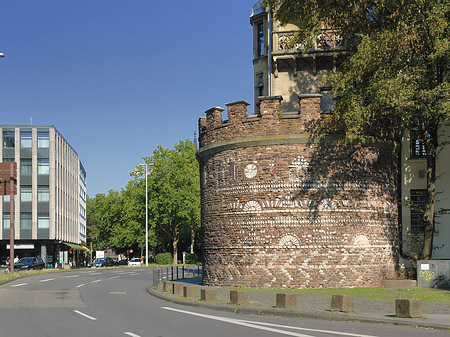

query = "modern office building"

[
  {"left": 249, "top": 2, "right": 450, "bottom": 260},
  {"left": 0, "top": 125, "right": 88, "bottom": 267}
]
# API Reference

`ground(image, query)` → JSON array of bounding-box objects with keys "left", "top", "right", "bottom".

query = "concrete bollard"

[
  {"left": 230, "top": 290, "right": 249, "bottom": 305},
  {"left": 183, "top": 285, "right": 198, "bottom": 299},
  {"left": 172, "top": 282, "right": 184, "bottom": 295},
  {"left": 163, "top": 281, "right": 174, "bottom": 292},
  {"left": 276, "top": 293, "right": 297, "bottom": 308},
  {"left": 395, "top": 299, "right": 422, "bottom": 318},
  {"left": 201, "top": 288, "right": 217, "bottom": 302},
  {"left": 331, "top": 295, "right": 354, "bottom": 313}
]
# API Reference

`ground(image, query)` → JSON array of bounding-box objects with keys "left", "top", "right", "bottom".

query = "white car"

[{"left": 128, "top": 258, "right": 143, "bottom": 266}]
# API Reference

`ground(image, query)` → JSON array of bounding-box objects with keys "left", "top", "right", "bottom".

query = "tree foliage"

[
  {"left": 142, "top": 139, "right": 200, "bottom": 265},
  {"left": 87, "top": 139, "right": 200, "bottom": 264},
  {"left": 267, "top": 0, "right": 450, "bottom": 259}
]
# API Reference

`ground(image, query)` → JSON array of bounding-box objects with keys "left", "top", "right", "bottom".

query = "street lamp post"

[{"left": 138, "top": 163, "right": 149, "bottom": 266}]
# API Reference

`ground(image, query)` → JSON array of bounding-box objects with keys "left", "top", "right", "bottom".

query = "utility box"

[{"left": 417, "top": 260, "right": 450, "bottom": 290}]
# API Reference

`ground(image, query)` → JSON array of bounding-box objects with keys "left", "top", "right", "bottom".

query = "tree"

[
  {"left": 134, "top": 140, "right": 200, "bottom": 265},
  {"left": 87, "top": 190, "right": 124, "bottom": 251},
  {"left": 266, "top": 0, "right": 450, "bottom": 259}
]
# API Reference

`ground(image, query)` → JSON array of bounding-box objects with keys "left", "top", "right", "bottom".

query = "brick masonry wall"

[{"left": 197, "top": 96, "right": 399, "bottom": 288}]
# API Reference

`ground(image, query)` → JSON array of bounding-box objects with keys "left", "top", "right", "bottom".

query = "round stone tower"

[{"left": 197, "top": 96, "right": 399, "bottom": 288}]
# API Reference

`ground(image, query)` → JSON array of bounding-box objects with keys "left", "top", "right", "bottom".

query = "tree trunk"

[
  {"left": 190, "top": 227, "right": 195, "bottom": 254},
  {"left": 172, "top": 237, "right": 179, "bottom": 265},
  {"left": 421, "top": 127, "right": 438, "bottom": 260}
]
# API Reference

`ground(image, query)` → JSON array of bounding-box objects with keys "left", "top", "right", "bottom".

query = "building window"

[
  {"left": 3, "top": 195, "right": 10, "bottom": 202},
  {"left": 38, "top": 186, "right": 49, "bottom": 202},
  {"left": 20, "top": 212, "right": 32, "bottom": 230},
  {"left": 20, "top": 131, "right": 32, "bottom": 148},
  {"left": 410, "top": 189, "right": 427, "bottom": 234},
  {"left": 20, "top": 159, "right": 32, "bottom": 176},
  {"left": 2, "top": 131, "right": 15, "bottom": 148},
  {"left": 320, "top": 87, "right": 334, "bottom": 114},
  {"left": 21, "top": 186, "right": 32, "bottom": 202},
  {"left": 3, "top": 213, "right": 10, "bottom": 229},
  {"left": 38, "top": 214, "right": 49, "bottom": 229},
  {"left": 410, "top": 130, "right": 427, "bottom": 157},
  {"left": 257, "top": 22, "right": 264, "bottom": 57},
  {"left": 2, "top": 157, "right": 14, "bottom": 163},
  {"left": 38, "top": 158, "right": 49, "bottom": 175},
  {"left": 38, "top": 132, "right": 49, "bottom": 148}
]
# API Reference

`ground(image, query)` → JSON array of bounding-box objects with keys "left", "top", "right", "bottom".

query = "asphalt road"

[{"left": 0, "top": 268, "right": 448, "bottom": 337}]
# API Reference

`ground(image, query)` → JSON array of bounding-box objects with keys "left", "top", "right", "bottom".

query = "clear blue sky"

[{"left": 0, "top": 1, "right": 256, "bottom": 196}]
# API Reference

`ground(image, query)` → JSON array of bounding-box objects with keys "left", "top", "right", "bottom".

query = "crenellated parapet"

[{"left": 198, "top": 95, "right": 323, "bottom": 150}]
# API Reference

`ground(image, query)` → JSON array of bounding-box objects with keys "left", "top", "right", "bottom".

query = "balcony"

[{"left": 273, "top": 29, "right": 345, "bottom": 55}]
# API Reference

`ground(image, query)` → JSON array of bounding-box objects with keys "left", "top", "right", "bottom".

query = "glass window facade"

[
  {"left": 38, "top": 214, "right": 49, "bottom": 229},
  {"left": 2, "top": 131, "right": 15, "bottom": 148},
  {"left": 3, "top": 213, "right": 10, "bottom": 229},
  {"left": 21, "top": 186, "right": 32, "bottom": 202},
  {"left": 20, "top": 212, "right": 32, "bottom": 229},
  {"left": 20, "top": 159, "right": 32, "bottom": 176},
  {"left": 38, "top": 132, "right": 49, "bottom": 148},
  {"left": 38, "top": 158, "right": 50, "bottom": 175},
  {"left": 38, "top": 186, "right": 50, "bottom": 202},
  {"left": 20, "top": 131, "right": 32, "bottom": 148}
]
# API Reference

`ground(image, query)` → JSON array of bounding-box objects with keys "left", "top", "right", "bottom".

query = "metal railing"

[{"left": 152, "top": 265, "right": 202, "bottom": 287}]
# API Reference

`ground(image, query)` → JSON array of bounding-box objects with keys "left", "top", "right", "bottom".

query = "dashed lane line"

[
  {"left": 91, "top": 279, "right": 102, "bottom": 283},
  {"left": 11, "top": 283, "right": 27, "bottom": 287},
  {"left": 124, "top": 332, "right": 141, "bottom": 337},
  {"left": 39, "top": 278, "right": 54, "bottom": 283},
  {"left": 73, "top": 310, "right": 97, "bottom": 321},
  {"left": 76, "top": 284, "right": 85, "bottom": 288}
]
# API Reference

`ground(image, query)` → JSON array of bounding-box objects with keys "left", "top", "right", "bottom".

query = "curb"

[{"left": 146, "top": 286, "right": 450, "bottom": 331}]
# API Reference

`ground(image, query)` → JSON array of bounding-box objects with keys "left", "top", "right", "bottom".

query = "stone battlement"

[
  {"left": 197, "top": 94, "right": 399, "bottom": 289},
  {"left": 198, "top": 95, "right": 323, "bottom": 149}
]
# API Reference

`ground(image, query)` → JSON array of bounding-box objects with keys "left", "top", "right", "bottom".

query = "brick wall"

[{"left": 197, "top": 96, "right": 399, "bottom": 288}]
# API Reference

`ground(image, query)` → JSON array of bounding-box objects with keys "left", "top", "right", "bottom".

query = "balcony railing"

[{"left": 274, "top": 29, "right": 345, "bottom": 53}]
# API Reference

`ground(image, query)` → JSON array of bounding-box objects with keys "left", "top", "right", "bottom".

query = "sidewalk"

[{"left": 147, "top": 277, "right": 450, "bottom": 331}]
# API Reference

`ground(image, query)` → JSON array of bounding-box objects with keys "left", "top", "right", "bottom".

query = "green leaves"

[{"left": 87, "top": 139, "right": 200, "bottom": 262}]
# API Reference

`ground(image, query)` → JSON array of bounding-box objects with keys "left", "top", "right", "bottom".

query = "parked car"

[
  {"left": 91, "top": 257, "right": 116, "bottom": 268},
  {"left": 128, "top": 258, "right": 142, "bottom": 266},
  {"left": 14, "top": 257, "right": 45, "bottom": 270},
  {"left": 118, "top": 259, "right": 128, "bottom": 266}
]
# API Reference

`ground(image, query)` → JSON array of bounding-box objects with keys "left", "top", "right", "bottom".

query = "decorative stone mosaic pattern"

[{"left": 197, "top": 97, "right": 399, "bottom": 289}]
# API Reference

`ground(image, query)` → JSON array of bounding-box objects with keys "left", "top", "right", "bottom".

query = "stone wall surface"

[{"left": 197, "top": 96, "right": 399, "bottom": 288}]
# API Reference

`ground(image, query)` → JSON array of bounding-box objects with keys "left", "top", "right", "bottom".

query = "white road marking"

[
  {"left": 11, "top": 283, "right": 27, "bottom": 287},
  {"left": 238, "top": 320, "right": 380, "bottom": 337},
  {"left": 73, "top": 310, "right": 97, "bottom": 321},
  {"left": 128, "top": 273, "right": 140, "bottom": 276},
  {"left": 76, "top": 284, "right": 85, "bottom": 288},
  {"left": 110, "top": 276, "right": 120, "bottom": 279},
  {"left": 90, "top": 272, "right": 102, "bottom": 275},
  {"left": 92, "top": 279, "right": 102, "bottom": 283},
  {"left": 109, "top": 291, "right": 127, "bottom": 295},
  {"left": 65, "top": 274, "right": 80, "bottom": 278},
  {"left": 39, "top": 278, "right": 54, "bottom": 283},
  {"left": 161, "top": 307, "right": 380, "bottom": 337},
  {"left": 124, "top": 332, "right": 141, "bottom": 337}
]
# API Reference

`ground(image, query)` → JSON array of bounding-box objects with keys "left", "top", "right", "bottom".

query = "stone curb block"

[
  {"left": 276, "top": 293, "right": 297, "bottom": 308},
  {"left": 396, "top": 299, "right": 422, "bottom": 318},
  {"left": 145, "top": 286, "right": 450, "bottom": 331}
]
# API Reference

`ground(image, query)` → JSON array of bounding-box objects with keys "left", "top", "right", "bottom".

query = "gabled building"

[{"left": 0, "top": 125, "right": 88, "bottom": 267}]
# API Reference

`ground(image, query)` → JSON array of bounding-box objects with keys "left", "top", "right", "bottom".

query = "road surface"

[{"left": 0, "top": 269, "right": 447, "bottom": 337}]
